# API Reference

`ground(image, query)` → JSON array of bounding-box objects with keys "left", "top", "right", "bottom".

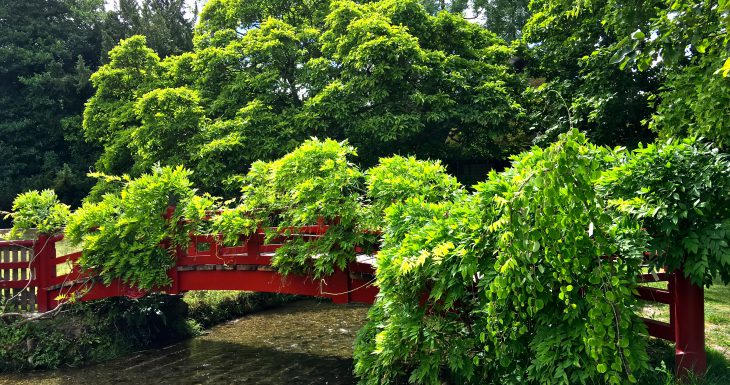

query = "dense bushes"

[
  {"left": 65, "top": 166, "right": 203, "bottom": 289},
  {"left": 599, "top": 138, "right": 730, "bottom": 285},
  {"left": 183, "top": 291, "right": 295, "bottom": 329},
  {"left": 352, "top": 131, "right": 730, "bottom": 384},
  {"left": 0, "top": 292, "right": 295, "bottom": 371},
  {"left": 2, "top": 190, "right": 70, "bottom": 239}
]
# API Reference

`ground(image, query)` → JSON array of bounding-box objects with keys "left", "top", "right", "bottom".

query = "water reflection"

[{"left": 0, "top": 299, "right": 369, "bottom": 385}]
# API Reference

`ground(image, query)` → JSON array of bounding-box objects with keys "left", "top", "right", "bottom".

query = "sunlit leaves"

[
  {"left": 3, "top": 190, "right": 71, "bottom": 239},
  {"left": 65, "top": 166, "right": 198, "bottom": 290},
  {"left": 599, "top": 137, "right": 730, "bottom": 285}
]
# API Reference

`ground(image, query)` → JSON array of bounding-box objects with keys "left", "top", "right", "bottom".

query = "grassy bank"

[
  {"left": 184, "top": 291, "right": 296, "bottom": 329},
  {"left": 0, "top": 291, "right": 295, "bottom": 372}
]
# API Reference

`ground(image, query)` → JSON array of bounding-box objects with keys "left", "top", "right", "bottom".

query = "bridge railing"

[{"left": 0, "top": 228, "right": 706, "bottom": 377}]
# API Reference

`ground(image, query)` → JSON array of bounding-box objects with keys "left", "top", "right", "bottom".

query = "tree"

[
  {"left": 608, "top": 0, "right": 730, "bottom": 147},
  {"left": 523, "top": 0, "right": 730, "bottom": 149},
  {"left": 474, "top": 0, "right": 530, "bottom": 42},
  {"left": 102, "top": 0, "right": 198, "bottom": 60},
  {"left": 418, "top": 0, "right": 530, "bottom": 42},
  {"left": 0, "top": 0, "right": 105, "bottom": 214},
  {"left": 522, "top": 0, "right": 661, "bottom": 149},
  {"left": 84, "top": 0, "right": 528, "bottom": 196}
]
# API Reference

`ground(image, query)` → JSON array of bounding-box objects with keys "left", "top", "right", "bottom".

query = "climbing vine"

[
  {"left": 599, "top": 137, "right": 730, "bottom": 286},
  {"left": 2, "top": 190, "right": 70, "bottom": 239},
  {"left": 65, "top": 166, "right": 199, "bottom": 290},
  {"left": 355, "top": 130, "right": 653, "bottom": 384},
  {"left": 210, "top": 138, "right": 371, "bottom": 278},
  {"left": 5, "top": 132, "right": 730, "bottom": 385}
]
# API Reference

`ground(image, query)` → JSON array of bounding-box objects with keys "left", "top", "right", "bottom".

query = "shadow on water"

[{"left": 0, "top": 299, "right": 370, "bottom": 385}]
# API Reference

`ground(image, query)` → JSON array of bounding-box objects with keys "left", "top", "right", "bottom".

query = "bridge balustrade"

[{"left": 0, "top": 222, "right": 706, "bottom": 378}]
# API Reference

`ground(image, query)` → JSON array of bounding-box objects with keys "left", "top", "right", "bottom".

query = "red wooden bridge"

[{"left": 0, "top": 221, "right": 707, "bottom": 377}]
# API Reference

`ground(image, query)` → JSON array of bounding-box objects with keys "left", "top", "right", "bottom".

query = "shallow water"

[{"left": 0, "top": 299, "right": 370, "bottom": 385}]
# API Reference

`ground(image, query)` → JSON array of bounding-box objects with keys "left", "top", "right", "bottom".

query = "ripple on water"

[{"left": 0, "top": 299, "right": 370, "bottom": 385}]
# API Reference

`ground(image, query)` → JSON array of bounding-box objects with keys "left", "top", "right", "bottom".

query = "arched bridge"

[
  {"left": 4, "top": 227, "right": 378, "bottom": 312},
  {"left": 0, "top": 220, "right": 708, "bottom": 377}
]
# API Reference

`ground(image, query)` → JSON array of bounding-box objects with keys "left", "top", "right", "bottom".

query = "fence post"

[
  {"left": 32, "top": 234, "right": 56, "bottom": 313},
  {"left": 673, "top": 269, "right": 706, "bottom": 377}
]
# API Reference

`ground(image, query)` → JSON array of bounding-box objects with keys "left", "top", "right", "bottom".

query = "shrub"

[
  {"left": 2, "top": 190, "right": 70, "bottom": 239},
  {"left": 599, "top": 137, "right": 730, "bottom": 286},
  {"left": 65, "top": 166, "right": 200, "bottom": 290}
]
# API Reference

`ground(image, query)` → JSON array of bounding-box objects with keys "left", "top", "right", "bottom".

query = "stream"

[{"left": 0, "top": 299, "right": 370, "bottom": 385}]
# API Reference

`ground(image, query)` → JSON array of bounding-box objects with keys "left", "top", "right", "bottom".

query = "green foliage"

[
  {"left": 102, "top": 0, "right": 196, "bottom": 61},
  {"left": 83, "top": 35, "right": 164, "bottom": 175},
  {"left": 65, "top": 166, "right": 197, "bottom": 290},
  {"left": 355, "top": 130, "right": 652, "bottom": 384},
  {"left": 599, "top": 138, "right": 730, "bottom": 286},
  {"left": 0, "top": 295, "right": 191, "bottom": 371},
  {"left": 3, "top": 190, "right": 70, "bottom": 239},
  {"left": 481, "top": 130, "right": 649, "bottom": 384},
  {"left": 0, "top": 0, "right": 105, "bottom": 213},
  {"left": 365, "top": 155, "right": 463, "bottom": 226},
  {"left": 606, "top": 0, "right": 730, "bottom": 147},
  {"left": 133, "top": 87, "right": 205, "bottom": 169},
  {"left": 210, "top": 140, "right": 466, "bottom": 278},
  {"left": 418, "top": 0, "right": 530, "bottom": 42},
  {"left": 183, "top": 291, "right": 294, "bottom": 329},
  {"left": 85, "top": 0, "right": 526, "bottom": 194},
  {"left": 212, "top": 138, "right": 369, "bottom": 277},
  {"left": 523, "top": 0, "right": 659, "bottom": 148},
  {"left": 355, "top": 195, "right": 484, "bottom": 384},
  {"left": 524, "top": 0, "right": 730, "bottom": 149}
]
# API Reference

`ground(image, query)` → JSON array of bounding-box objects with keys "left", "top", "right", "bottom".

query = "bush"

[
  {"left": 184, "top": 291, "right": 295, "bottom": 329},
  {"left": 0, "top": 295, "right": 191, "bottom": 371},
  {"left": 2, "top": 190, "right": 70, "bottom": 239},
  {"left": 355, "top": 130, "right": 651, "bottom": 384},
  {"left": 599, "top": 137, "right": 730, "bottom": 286},
  {"left": 65, "top": 166, "right": 203, "bottom": 290}
]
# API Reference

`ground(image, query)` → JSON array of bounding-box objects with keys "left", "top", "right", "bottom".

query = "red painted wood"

[
  {"left": 636, "top": 286, "right": 673, "bottom": 304},
  {"left": 673, "top": 270, "right": 706, "bottom": 377},
  {"left": 641, "top": 317, "right": 675, "bottom": 342},
  {"left": 0, "top": 261, "right": 31, "bottom": 270},
  {"left": 54, "top": 251, "right": 81, "bottom": 265},
  {"left": 0, "top": 240, "right": 34, "bottom": 247},
  {"left": 177, "top": 270, "right": 331, "bottom": 299},
  {"left": 32, "top": 234, "right": 56, "bottom": 312}
]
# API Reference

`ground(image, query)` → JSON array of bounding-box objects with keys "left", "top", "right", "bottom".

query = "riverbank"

[
  {"left": 0, "top": 299, "right": 369, "bottom": 385},
  {"left": 0, "top": 291, "right": 294, "bottom": 371}
]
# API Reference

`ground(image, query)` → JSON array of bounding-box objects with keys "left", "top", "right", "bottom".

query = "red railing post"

[
  {"left": 32, "top": 234, "right": 57, "bottom": 312},
  {"left": 673, "top": 269, "right": 706, "bottom": 377}
]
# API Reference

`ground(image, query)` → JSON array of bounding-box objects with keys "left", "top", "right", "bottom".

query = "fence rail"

[{"left": 0, "top": 239, "right": 36, "bottom": 312}]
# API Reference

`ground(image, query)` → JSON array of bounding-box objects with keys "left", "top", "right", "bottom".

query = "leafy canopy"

[
  {"left": 599, "top": 137, "right": 730, "bottom": 285},
  {"left": 524, "top": 0, "right": 730, "bottom": 148},
  {"left": 83, "top": 0, "right": 526, "bottom": 196}
]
